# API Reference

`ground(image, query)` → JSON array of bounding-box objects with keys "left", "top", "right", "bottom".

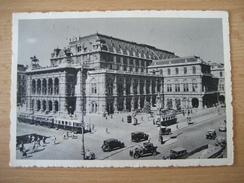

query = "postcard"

[{"left": 10, "top": 10, "right": 233, "bottom": 167}]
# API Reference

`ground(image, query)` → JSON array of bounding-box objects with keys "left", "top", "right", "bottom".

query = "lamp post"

[{"left": 80, "top": 68, "right": 86, "bottom": 160}]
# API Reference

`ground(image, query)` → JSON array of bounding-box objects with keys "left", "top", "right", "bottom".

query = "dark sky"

[{"left": 16, "top": 12, "right": 226, "bottom": 67}]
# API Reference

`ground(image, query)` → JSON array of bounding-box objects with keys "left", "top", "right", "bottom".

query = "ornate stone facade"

[
  {"left": 24, "top": 33, "right": 176, "bottom": 118},
  {"left": 148, "top": 56, "right": 219, "bottom": 110}
]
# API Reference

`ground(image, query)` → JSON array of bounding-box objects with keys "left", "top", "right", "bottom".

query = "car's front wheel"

[
  {"left": 134, "top": 153, "right": 140, "bottom": 159},
  {"left": 152, "top": 151, "right": 157, "bottom": 156}
]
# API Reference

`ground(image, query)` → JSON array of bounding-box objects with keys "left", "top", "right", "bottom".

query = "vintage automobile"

[
  {"left": 159, "top": 127, "right": 172, "bottom": 135},
  {"left": 85, "top": 150, "right": 96, "bottom": 160},
  {"left": 219, "top": 124, "right": 227, "bottom": 132},
  {"left": 206, "top": 129, "right": 217, "bottom": 140},
  {"left": 131, "top": 131, "right": 149, "bottom": 142},
  {"left": 163, "top": 147, "right": 188, "bottom": 159},
  {"left": 101, "top": 138, "right": 125, "bottom": 152},
  {"left": 129, "top": 142, "right": 157, "bottom": 159},
  {"left": 215, "top": 137, "right": 227, "bottom": 148}
]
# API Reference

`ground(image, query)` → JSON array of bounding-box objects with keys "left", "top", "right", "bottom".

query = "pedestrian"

[
  {"left": 92, "top": 124, "right": 95, "bottom": 132},
  {"left": 22, "top": 149, "right": 27, "bottom": 159},
  {"left": 153, "top": 118, "right": 155, "bottom": 125},
  {"left": 42, "top": 136, "right": 46, "bottom": 144},
  {"left": 53, "top": 136, "right": 56, "bottom": 145},
  {"left": 122, "top": 117, "right": 124, "bottom": 122},
  {"left": 63, "top": 132, "right": 66, "bottom": 140},
  {"left": 67, "top": 131, "right": 69, "bottom": 138},
  {"left": 19, "top": 142, "right": 25, "bottom": 153},
  {"left": 27, "top": 135, "right": 31, "bottom": 143},
  {"left": 31, "top": 135, "right": 35, "bottom": 143},
  {"left": 141, "top": 116, "right": 143, "bottom": 121},
  {"left": 36, "top": 137, "right": 41, "bottom": 147},
  {"left": 183, "top": 111, "right": 185, "bottom": 116},
  {"left": 160, "top": 135, "right": 164, "bottom": 144},
  {"left": 111, "top": 114, "right": 113, "bottom": 119}
]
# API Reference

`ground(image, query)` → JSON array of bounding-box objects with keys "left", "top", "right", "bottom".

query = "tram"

[{"left": 156, "top": 109, "right": 177, "bottom": 127}]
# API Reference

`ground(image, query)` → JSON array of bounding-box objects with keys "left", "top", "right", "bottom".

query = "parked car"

[
  {"left": 129, "top": 142, "right": 157, "bottom": 159},
  {"left": 163, "top": 147, "right": 188, "bottom": 159},
  {"left": 101, "top": 138, "right": 125, "bottom": 152},
  {"left": 159, "top": 127, "right": 172, "bottom": 135},
  {"left": 131, "top": 131, "right": 149, "bottom": 142},
  {"left": 219, "top": 124, "right": 226, "bottom": 132},
  {"left": 85, "top": 150, "right": 96, "bottom": 160},
  {"left": 206, "top": 129, "right": 217, "bottom": 140},
  {"left": 215, "top": 137, "right": 226, "bottom": 148}
]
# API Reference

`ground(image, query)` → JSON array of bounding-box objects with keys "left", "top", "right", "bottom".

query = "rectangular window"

[
  {"left": 167, "top": 84, "right": 172, "bottom": 92},
  {"left": 183, "top": 83, "right": 189, "bottom": 92},
  {"left": 175, "top": 84, "right": 180, "bottom": 92},
  {"left": 192, "top": 83, "right": 198, "bottom": 92}
]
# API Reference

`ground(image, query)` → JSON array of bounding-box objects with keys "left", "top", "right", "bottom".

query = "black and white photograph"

[{"left": 11, "top": 11, "right": 232, "bottom": 167}]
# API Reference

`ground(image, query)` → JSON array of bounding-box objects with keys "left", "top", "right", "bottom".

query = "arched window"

[
  {"left": 192, "top": 66, "right": 196, "bottom": 74},
  {"left": 175, "top": 68, "right": 179, "bottom": 75},
  {"left": 91, "top": 102, "right": 97, "bottom": 113},
  {"left": 160, "top": 69, "right": 163, "bottom": 75},
  {"left": 54, "top": 78, "right": 59, "bottom": 95},
  {"left": 42, "top": 100, "right": 46, "bottom": 111},
  {"left": 37, "top": 100, "right": 41, "bottom": 111},
  {"left": 184, "top": 67, "right": 187, "bottom": 74},
  {"left": 91, "top": 78, "right": 97, "bottom": 94},
  {"left": 107, "top": 78, "right": 113, "bottom": 94},
  {"left": 54, "top": 101, "right": 59, "bottom": 111},
  {"left": 117, "top": 78, "right": 124, "bottom": 95},
  {"left": 37, "top": 79, "right": 41, "bottom": 94},
  {"left": 48, "top": 100, "right": 52, "bottom": 111},
  {"left": 167, "top": 68, "right": 171, "bottom": 75},
  {"left": 42, "top": 79, "right": 47, "bottom": 95},
  {"left": 31, "top": 100, "right": 35, "bottom": 109},
  {"left": 32, "top": 80, "right": 36, "bottom": 94},
  {"left": 48, "top": 78, "right": 53, "bottom": 95}
]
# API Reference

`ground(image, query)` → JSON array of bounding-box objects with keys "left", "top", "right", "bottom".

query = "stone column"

[
  {"left": 114, "top": 97, "right": 118, "bottom": 113},
  {"left": 52, "top": 101, "right": 56, "bottom": 113},
  {"left": 144, "top": 80, "right": 147, "bottom": 94},
  {"left": 114, "top": 75, "right": 117, "bottom": 96},
  {"left": 198, "top": 97, "right": 203, "bottom": 109},
  {"left": 123, "top": 97, "right": 127, "bottom": 111},
  {"left": 155, "top": 79, "right": 158, "bottom": 93},
  {"left": 149, "top": 79, "right": 152, "bottom": 94},
  {"left": 130, "top": 79, "right": 133, "bottom": 95},
  {"left": 123, "top": 78, "right": 126, "bottom": 96},
  {"left": 131, "top": 97, "right": 134, "bottom": 111}
]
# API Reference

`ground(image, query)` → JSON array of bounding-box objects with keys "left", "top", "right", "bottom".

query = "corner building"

[
  {"left": 148, "top": 56, "right": 219, "bottom": 110},
  {"left": 24, "top": 33, "right": 178, "bottom": 118}
]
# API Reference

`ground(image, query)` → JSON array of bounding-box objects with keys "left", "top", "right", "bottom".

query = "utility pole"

[{"left": 80, "top": 68, "right": 85, "bottom": 160}]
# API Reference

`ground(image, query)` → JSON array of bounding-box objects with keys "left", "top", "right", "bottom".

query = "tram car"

[
  {"left": 53, "top": 117, "right": 84, "bottom": 133},
  {"left": 156, "top": 109, "right": 177, "bottom": 127}
]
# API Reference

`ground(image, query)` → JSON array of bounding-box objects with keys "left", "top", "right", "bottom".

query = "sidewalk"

[{"left": 170, "top": 107, "right": 226, "bottom": 133}]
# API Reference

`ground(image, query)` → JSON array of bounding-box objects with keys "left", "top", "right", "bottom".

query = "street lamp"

[{"left": 80, "top": 68, "right": 86, "bottom": 160}]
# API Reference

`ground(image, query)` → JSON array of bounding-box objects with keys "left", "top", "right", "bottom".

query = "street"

[{"left": 16, "top": 107, "right": 227, "bottom": 160}]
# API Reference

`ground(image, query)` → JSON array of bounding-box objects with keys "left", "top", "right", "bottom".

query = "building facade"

[
  {"left": 148, "top": 56, "right": 219, "bottom": 110},
  {"left": 17, "top": 64, "right": 28, "bottom": 106},
  {"left": 211, "top": 63, "right": 225, "bottom": 103},
  {"left": 20, "top": 33, "right": 220, "bottom": 128},
  {"left": 24, "top": 33, "right": 177, "bottom": 120}
]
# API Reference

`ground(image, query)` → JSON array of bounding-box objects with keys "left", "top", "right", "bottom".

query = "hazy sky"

[{"left": 18, "top": 17, "right": 224, "bottom": 66}]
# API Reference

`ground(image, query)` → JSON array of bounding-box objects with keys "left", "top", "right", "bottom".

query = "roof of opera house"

[
  {"left": 149, "top": 56, "right": 208, "bottom": 67},
  {"left": 67, "top": 33, "right": 178, "bottom": 60}
]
